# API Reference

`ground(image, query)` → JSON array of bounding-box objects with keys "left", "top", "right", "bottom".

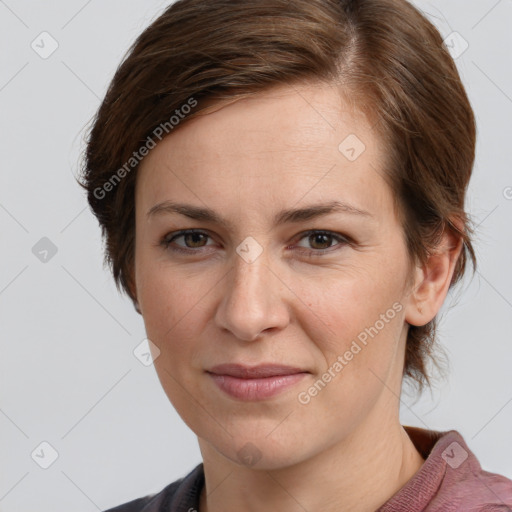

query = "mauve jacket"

[{"left": 104, "top": 426, "right": 512, "bottom": 512}]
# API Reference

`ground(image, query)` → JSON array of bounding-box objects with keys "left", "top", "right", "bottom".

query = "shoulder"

[
  {"left": 102, "top": 480, "right": 179, "bottom": 512},
  {"left": 430, "top": 430, "right": 512, "bottom": 511},
  {"left": 103, "top": 496, "right": 153, "bottom": 512},
  {"left": 445, "top": 465, "right": 512, "bottom": 511},
  {"left": 102, "top": 463, "right": 204, "bottom": 512},
  {"left": 382, "top": 427, "right": 512, "bottom": 512}
]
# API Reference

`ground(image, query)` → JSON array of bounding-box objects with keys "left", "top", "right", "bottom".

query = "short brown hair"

[{"left": 78, "top": 0, "right": 477, "bottom": 395}]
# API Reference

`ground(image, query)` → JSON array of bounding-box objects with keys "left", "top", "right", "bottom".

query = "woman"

[{"left": 79, "top": 0, "right": 512, "bottom": 510}]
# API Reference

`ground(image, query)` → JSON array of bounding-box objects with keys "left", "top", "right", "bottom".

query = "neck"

[{"left": 198, "top": 416, "right": 425, "bottom": 512}]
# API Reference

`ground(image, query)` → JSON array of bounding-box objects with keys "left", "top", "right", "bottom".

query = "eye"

[
  {"left": 159, "top": 230, "right": 215, "bottom": 254},
  {"left": 159, "top": 229, "right": 350, "bottom": 257},
  {"left": 292, "top": 230, "right": 350, "bottom": 256}
]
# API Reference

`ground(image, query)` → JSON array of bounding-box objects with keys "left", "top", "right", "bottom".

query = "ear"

[{"left": 404, "top": 226, "right": 464, "bottom": 327}]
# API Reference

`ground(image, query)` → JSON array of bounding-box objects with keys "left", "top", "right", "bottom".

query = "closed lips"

[{"left": 207, "top": 364, "right": 308, "bottom": 379}]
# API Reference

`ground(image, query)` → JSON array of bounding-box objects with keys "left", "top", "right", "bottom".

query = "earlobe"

[
  {"left": 404, "top": 229, "right": 463, "bottom": 327},
  {"left": 404, "top": 265, "right": 428, "bottom": 327}
]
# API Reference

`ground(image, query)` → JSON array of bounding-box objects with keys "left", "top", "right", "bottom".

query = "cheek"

[
  {"left": 294, "top": 277, "right": 404, "bottom": 425},
  {"left": 136, "top": 261, "right": 205, "bottom": 357},
  {"left": 137, "top": 267, "right": 208, "bottom": 422},
  {"left": 298, "top": 265, "right": 405, "bottom": 353}
]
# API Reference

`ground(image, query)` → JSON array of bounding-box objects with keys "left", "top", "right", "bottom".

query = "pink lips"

[{"left": 206, "top": 363, "right": 309, "bottom": 401}]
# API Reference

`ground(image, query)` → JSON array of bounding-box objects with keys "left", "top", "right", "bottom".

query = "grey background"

[{"left": 1, "top": 0, "right": 511, "bottom": 510}]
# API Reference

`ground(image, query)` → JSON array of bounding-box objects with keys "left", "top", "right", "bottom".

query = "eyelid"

[
  {"left": 291, "top": 230, "right": 351, "bottom": 255},
  {"left": 160, "top": 229, "right": 216, "bottom": 252},
  {"left": 160, "top": 228, "right": 352, "bottom": 256}
]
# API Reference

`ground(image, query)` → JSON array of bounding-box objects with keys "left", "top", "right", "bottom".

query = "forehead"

[{"left": 135, "top": 82, "right": 391, "bottom": 221}]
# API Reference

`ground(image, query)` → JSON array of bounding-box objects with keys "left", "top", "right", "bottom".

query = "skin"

[{"left": 132, "top": 81, "right": 463, "bottom": 512}]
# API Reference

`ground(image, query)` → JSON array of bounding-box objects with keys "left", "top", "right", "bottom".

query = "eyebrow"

[{"left": 146, "top": 200, "right": 374, "bottom": 229}]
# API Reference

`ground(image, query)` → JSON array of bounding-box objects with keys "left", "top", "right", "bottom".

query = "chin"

[{"left": 202, "top": 429, "right": 312, "bottom": 471}]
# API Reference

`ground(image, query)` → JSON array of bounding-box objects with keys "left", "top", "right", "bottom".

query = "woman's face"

[{"left": 133, "top": 82, "right": 419, "bottom": 469}]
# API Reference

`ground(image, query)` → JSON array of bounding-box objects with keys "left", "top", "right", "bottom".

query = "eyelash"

[{"left": 159, "top": 229, "right": 351, "bottom": 257}]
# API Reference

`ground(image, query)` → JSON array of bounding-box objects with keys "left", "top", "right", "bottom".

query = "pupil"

[
  {"left": 312, "top": 233, "right": 330, "bottom": 249},
  {"left": 187, "top": 233, "right": 205, "bottom": 247}
]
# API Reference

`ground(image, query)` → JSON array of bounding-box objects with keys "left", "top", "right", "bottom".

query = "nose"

[{"left": 214, "top": 247, "right": 291, "bottom": 342}]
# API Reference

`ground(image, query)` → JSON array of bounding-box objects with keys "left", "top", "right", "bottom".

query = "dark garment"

[{"left": 104, "top": 426, "right": 512, "bottom": 511}]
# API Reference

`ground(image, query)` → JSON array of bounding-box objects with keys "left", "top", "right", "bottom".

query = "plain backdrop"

[{"left": 1, "top": 0, "right": 511, "bottom": 510}]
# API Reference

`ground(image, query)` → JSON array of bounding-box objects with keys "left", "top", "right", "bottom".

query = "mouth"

[{"left": 206, "top": 363, "right": 310, "bottom": 401}]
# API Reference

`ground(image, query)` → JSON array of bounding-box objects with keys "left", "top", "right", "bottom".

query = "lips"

[
  {"left": 206, "top": 363, "right": 309, "bottom": 400},
  {"left": 207, "top": 363, "right": 307, "bottom": 379}
]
